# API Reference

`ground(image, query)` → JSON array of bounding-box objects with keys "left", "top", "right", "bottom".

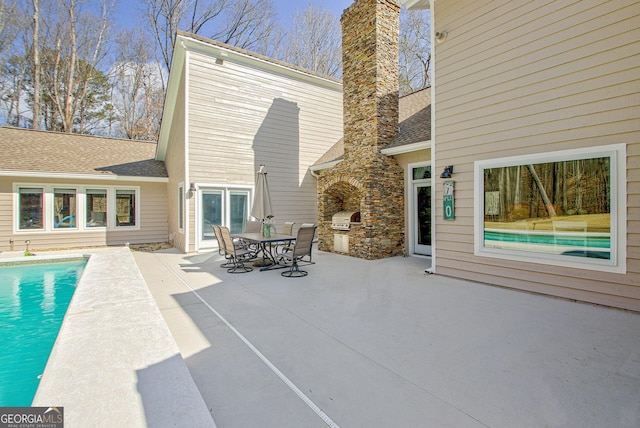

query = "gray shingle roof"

[
  {"left": 0, "top": 127, "right": 167, "bottom": 178},
  {"left": 313, "top": 88, "right": 431, "bottom": 167}
]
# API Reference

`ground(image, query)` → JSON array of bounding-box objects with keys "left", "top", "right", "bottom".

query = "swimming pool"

[{"left": 0, "top": 258, "right": 86, "bottom": 406}]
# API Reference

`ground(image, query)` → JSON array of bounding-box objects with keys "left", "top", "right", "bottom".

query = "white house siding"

[
  {"left": 165, "top": 70, "right": 187, "bottom": 252},
  {"left": 186, "top": 51, "right": 343, "bottom": 241},
  {"left": 433, "top": 0, "right": 640, "bottom": 310},
  {"left": 0, "top": 178, "right": 167, "bottom": 251}
]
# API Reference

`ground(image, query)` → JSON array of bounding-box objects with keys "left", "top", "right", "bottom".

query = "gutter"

[{"left": 309, "top": 159, "right": 343, "bottom": 178}]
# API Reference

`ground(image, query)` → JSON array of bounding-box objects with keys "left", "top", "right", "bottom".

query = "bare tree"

[
  {"left": 213, "top": 0, "right": 280, "bottom": 54},
  {"left": 31, "top": 0, "right": 40, "bottom": 129},
  {"left": 39, "top": 0, "right": 112, "bottom": 133},
  {"left": 282, "top": 3, "right": 341, "bottom": 77},
  {"left": 399, "top": 8, "right": 431, "bottom": 95},
  {"left": 110, "top": 29, "right": 165, "bottom": 140},
  {"left": 143, "top": 0, "right": 229, "bottom": 70},
  {"left": 0, "top": 0, "right": 19, "bottom": 56},
  {"left": 144, "top": 0, "right": 282, "bottom": 72}
]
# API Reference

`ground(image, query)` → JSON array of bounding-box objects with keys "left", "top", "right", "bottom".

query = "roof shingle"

[{"left": 0, "top": 127, "right": 167, "bottom": 178}]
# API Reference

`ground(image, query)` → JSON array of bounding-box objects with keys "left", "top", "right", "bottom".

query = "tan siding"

[
  {"left": 0, "top": 178, "right": 167, "bottom": 252},
  {"left": 434, "top": 0, "right": 640, "bottom": 310},
  {"left": 185, "top": 52, "right": 343, "bottom": 243}
]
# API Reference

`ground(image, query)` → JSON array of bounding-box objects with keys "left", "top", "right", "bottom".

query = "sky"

[{"left": 115, "top": 0, "right": 355, "bottom": 33}]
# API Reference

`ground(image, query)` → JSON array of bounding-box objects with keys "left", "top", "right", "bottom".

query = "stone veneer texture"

[{"left": 318, "top": 0, "right": 405, "bottom": 260}]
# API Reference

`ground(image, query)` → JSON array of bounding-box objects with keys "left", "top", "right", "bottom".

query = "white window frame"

[
  {"left": 52, "top": 187, "right": 78, "bottom": 230},
  {"left": 195, "top": 184, "right": 252, "bottom": 250},
  {"left": 473, "top": 144, "right": 626, "bottom": 274},
  {"left": 86, "top": 188, "right": 108, "bottom": 229},
  {"left": 113, "top": 187, "right": 140, "bottom": 229},
  {"left": 13, "top": 184, "right": 141, "bottom": 233}
]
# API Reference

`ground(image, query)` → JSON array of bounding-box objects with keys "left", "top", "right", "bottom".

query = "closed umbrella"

[{"left": 251, "top": 165, "right": 273, "bottom": 235}]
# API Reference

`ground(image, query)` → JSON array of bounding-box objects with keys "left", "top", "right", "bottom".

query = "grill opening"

[{"left": 331, "top": 211, "right": 360, "bottom": 230}]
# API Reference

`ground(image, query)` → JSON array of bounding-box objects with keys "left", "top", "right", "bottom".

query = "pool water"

[{"left": 0, "top": 259, "right": 86, "bottom": 406}]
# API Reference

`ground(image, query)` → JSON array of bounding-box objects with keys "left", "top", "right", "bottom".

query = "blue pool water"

[
  {"left": 0, "top": 259, "right": 86, "bottom": 406},
  {"left": 484, "top": 230, "right": 611, "bottom": 248}
]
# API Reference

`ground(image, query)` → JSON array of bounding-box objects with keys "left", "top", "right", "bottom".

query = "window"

[
  {"left": 53, "top": 188, "right": 77, "bottom": 228},
  {"left": 474, "top": 145, "right": 626, "bottom": 273},
  {"left": 116, "top": 189, "right": 136, "bottom": 227},
  {"left": 178, "top": 184, "right": 184, "bottom": 231},
  {"left": 18, "top": 187, "right": 43, "bottom": 230},
  {"left": 197, "top": 186, "right": 251, "bottom": 249},
  {"left": 86, "top": 189, "right": 107, "bottom": 227},
  {"left": 14, "top": 185, "right": 140, "bottom": 232}
]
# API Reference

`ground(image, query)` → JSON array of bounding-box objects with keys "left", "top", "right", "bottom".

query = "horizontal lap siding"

[
  {"left": 187, "top": 53, "right": 342, "bottom": 227},
  {"left": 0, "top": 179, "right": 168, "bottom": 251},
  {"left": 434, "top": 0, "right": 640, "bottom": 310}
]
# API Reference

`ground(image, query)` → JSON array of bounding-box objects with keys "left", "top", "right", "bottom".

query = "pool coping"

[{"left": 28, "top": 247, "right": 216, "bottom": 427}]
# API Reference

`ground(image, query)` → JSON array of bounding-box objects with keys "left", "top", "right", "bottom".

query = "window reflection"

[{"left": 483, "top": 157, "right": 611, "bottom": 259}]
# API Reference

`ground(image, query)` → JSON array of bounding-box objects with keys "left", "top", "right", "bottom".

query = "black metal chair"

[
  {"left": 219, "top": 226, "right": 254, "bottom": 273},
  {"left": 280, "top": 224, "right": 316, "bottom": 278}
]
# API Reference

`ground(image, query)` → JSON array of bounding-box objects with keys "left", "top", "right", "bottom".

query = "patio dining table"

[{"left": 232, "top": 232, "right": 296, "bottom": 271}]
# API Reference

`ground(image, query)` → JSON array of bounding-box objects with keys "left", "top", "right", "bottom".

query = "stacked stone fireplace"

[{"left": 317, "top": 0, "right": 405, "bottom": 259}]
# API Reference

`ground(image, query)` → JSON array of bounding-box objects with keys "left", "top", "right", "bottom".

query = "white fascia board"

[
  {"left": 0, "top": 171, "right": 168, "bottom": 183},
  {"left": 310, "top": 159, "right": 343, "bottom": 173},
  {"left": 381, "top": 140, "right": 431, "bottom": 155},
  {"left": 156, "top": 42, "right": 187, "bottom": 161},
  {"left": 399, "top": 0, "right": 431, "bottom": 10}
]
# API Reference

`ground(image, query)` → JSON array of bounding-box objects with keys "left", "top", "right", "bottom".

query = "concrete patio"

[{"left": 134, "top": 247, "right": 640, "bottom": 427}]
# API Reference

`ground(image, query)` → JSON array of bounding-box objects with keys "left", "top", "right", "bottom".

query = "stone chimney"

[
  {"left": 342, "top": 0, "right": 400, "bottom": 162},
  {"left": 316, "top": 0, "right": 405, "bottom": 260}
]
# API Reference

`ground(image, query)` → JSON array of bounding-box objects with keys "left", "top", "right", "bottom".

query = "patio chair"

[
  {"left": 219, "top": 226, "right": 254, "bottom": 273},
  {"left": 212, "top": 225, "right": 236, "bottom": 268},
  {"left": 280, "top": 224, "right": 317, "bottom": 278},
  {"left": 276, "top": 221, "right": 296, "bottom": 255},
  {"left": 245, "top": 220, "right": 262, "bottom": 233}
]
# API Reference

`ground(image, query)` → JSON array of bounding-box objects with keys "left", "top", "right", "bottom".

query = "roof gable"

[{"left": 156, "top": 31, "right": 343, "bottom": 161}]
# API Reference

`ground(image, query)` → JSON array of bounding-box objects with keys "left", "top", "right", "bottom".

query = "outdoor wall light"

[
  {"left": 188, "top": 183, "right": 196, "bottom": 198},
  {"left": 440, "top": 165, "right": 454, "bottom": 179}
]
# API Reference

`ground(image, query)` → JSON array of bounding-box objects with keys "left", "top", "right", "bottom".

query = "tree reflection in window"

[{"left": 483, "top": 157, "right": 611, "bottom": 259}]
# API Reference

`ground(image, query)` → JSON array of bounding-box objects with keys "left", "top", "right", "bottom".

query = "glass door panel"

[
  {"left": 414, "top": 184, "right": 432, "bottom": 255},
  {"left": 201, "top": 191, "right": 222, "bottom": 242},
  {"left": 229, "top": 192, "right": 249, "bottom": 234}
]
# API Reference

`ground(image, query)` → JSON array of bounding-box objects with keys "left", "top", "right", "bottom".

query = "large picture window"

[{"left": 474, "top": 145, "right": 626, "bottom": 273}]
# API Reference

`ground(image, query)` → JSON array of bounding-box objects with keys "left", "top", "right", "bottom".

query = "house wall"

[
  {"left": 165, "top": 69, "right": 187, "bottom": 251},
  {"left": 0, "top": 177, "right": 167, "bottom": 251},
  {"left": 433, "top": 0, "right": 640, "bottom": 310},
  {"left": 185, "top": 50, "right": 343, "bottom": 250}
]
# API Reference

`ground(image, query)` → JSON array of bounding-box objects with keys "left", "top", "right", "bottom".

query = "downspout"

[
  {"left": 184, "top": 50, "right": 191, "bottom": 253},
  {"left": 428, "top": 0, "right": 438, "bottom": 274}
]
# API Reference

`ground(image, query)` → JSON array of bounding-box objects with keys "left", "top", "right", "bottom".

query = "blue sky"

[{"left": 114, "top": 0, "right": 355, "bottom": 32}]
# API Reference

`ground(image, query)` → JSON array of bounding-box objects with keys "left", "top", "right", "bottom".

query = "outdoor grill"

[{"left": 331, "top": 211, "right": 360, "bottom": 230}]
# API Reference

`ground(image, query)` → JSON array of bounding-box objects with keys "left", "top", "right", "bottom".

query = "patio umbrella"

[{"left": 251, "top": 164, "right": 273, "bottom": 223}]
